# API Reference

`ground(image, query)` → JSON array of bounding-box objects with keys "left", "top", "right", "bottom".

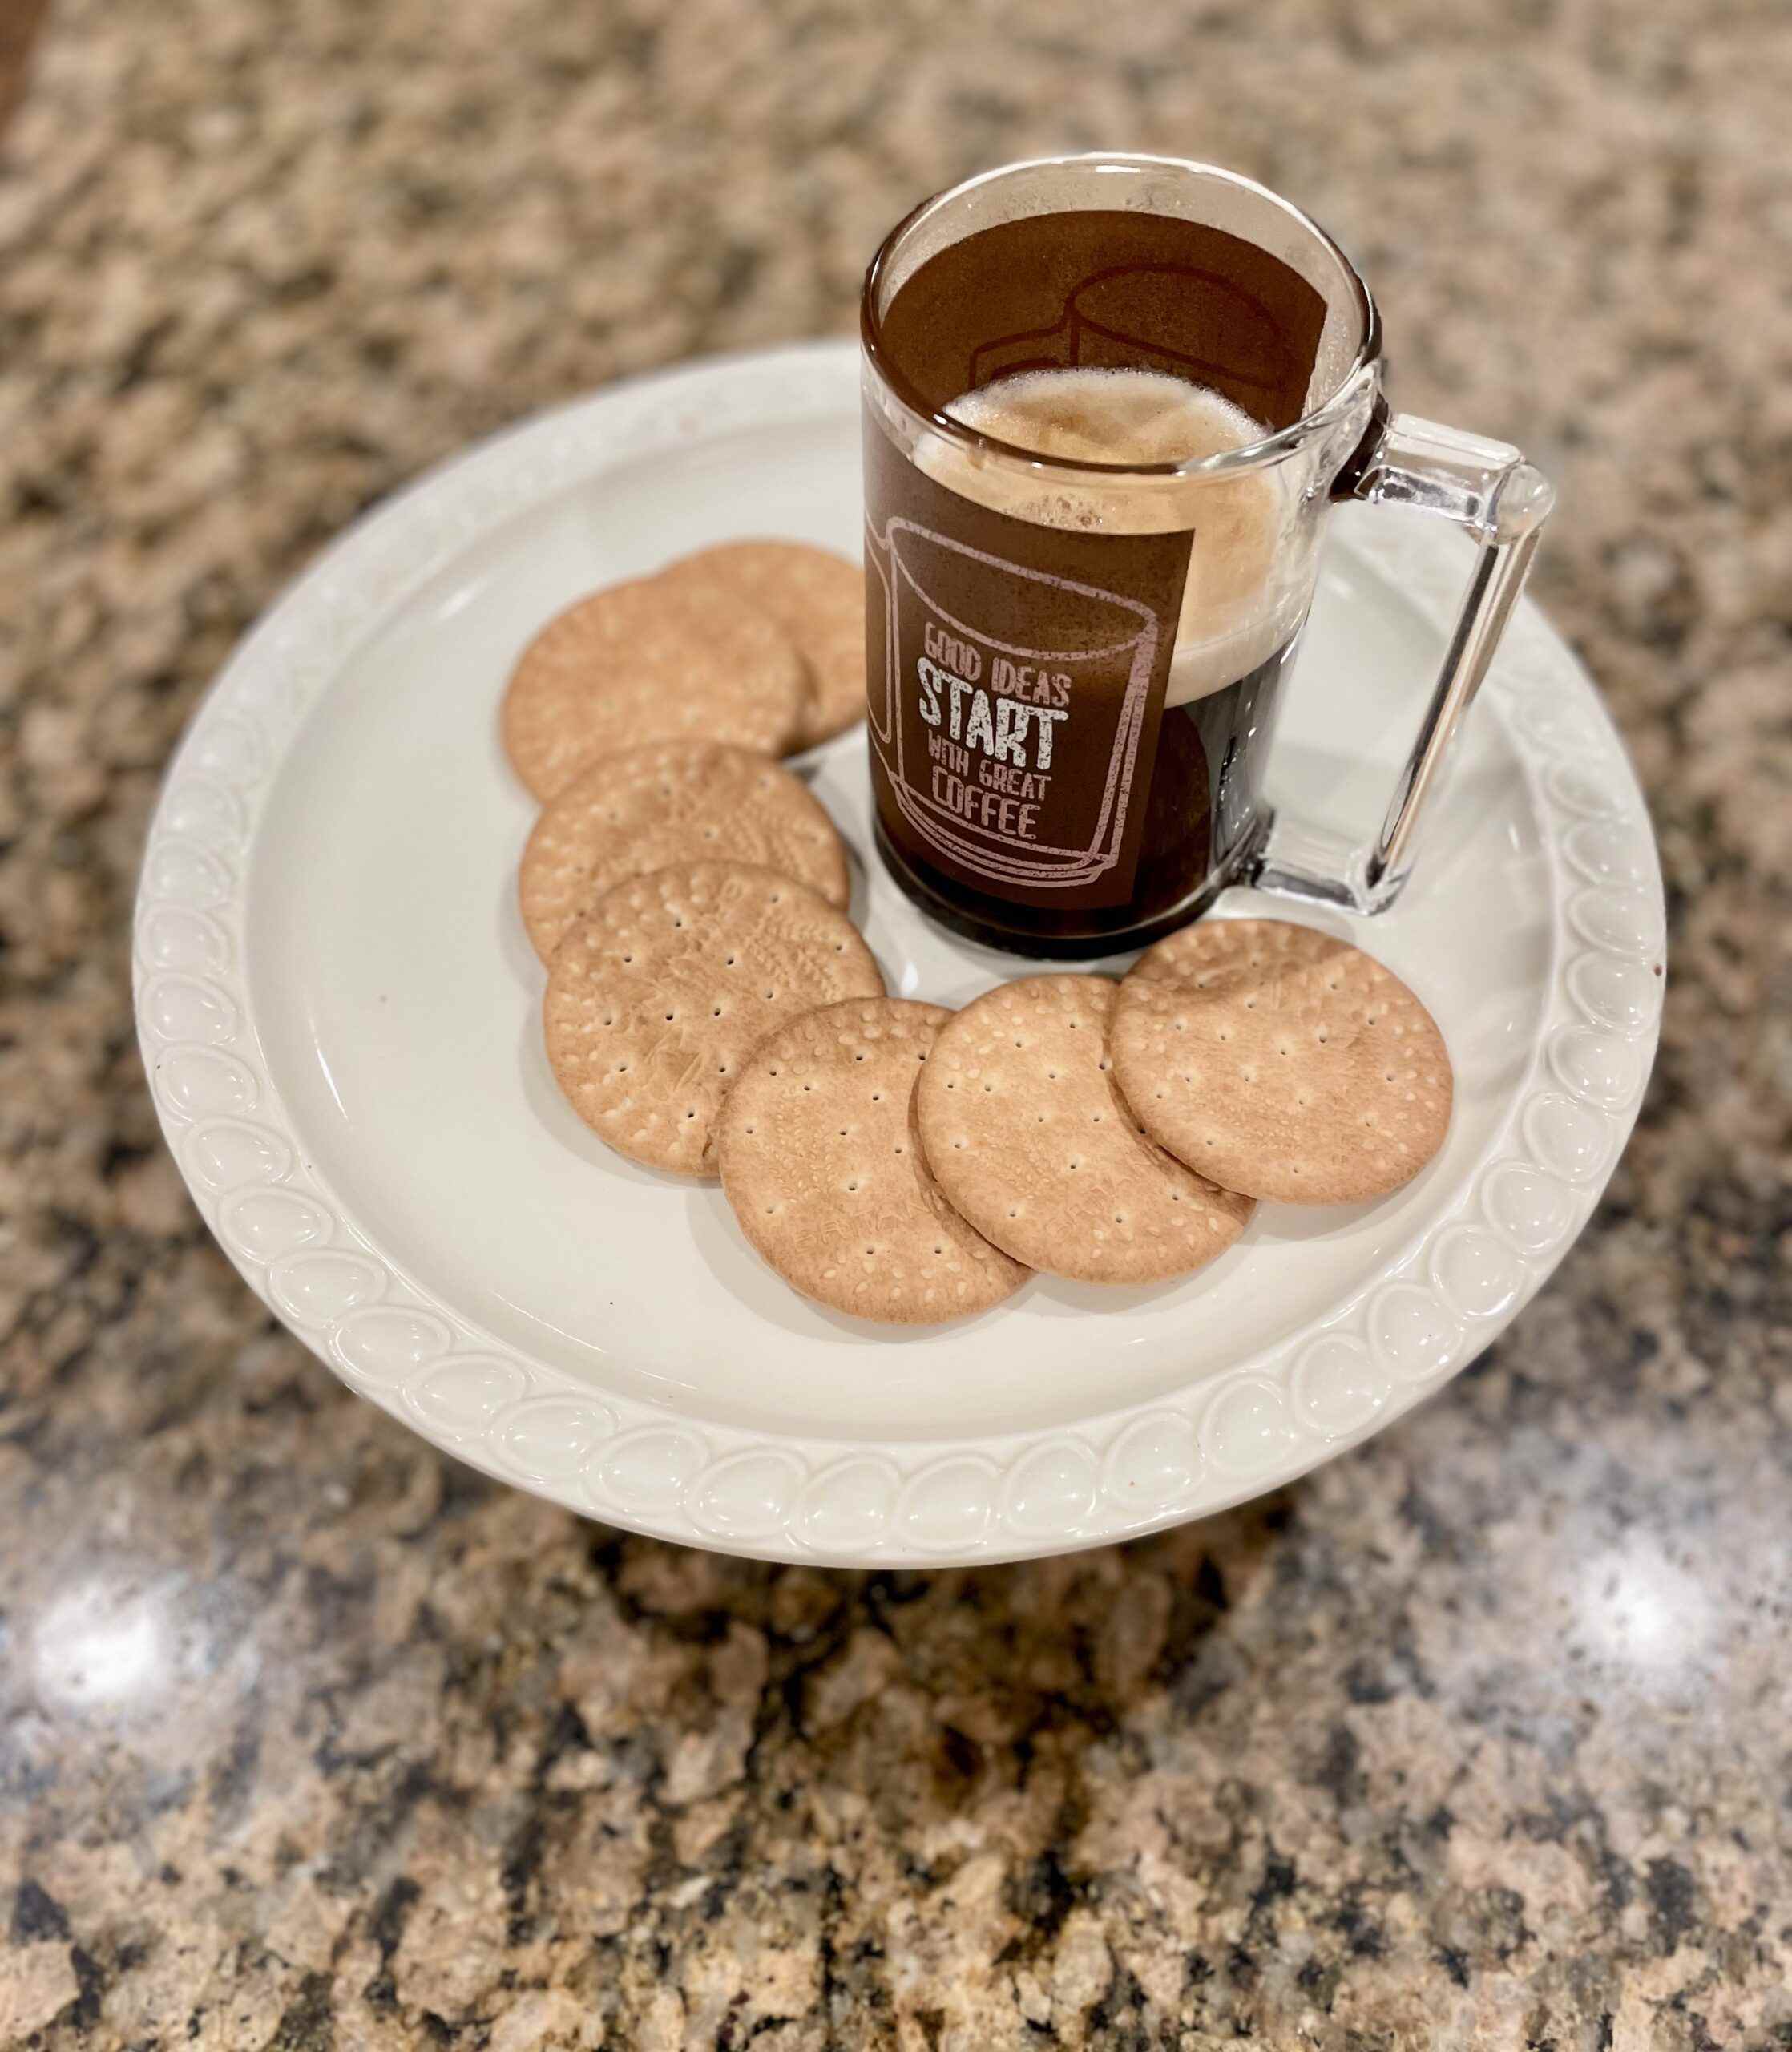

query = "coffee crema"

[{"left": 931, "top": 369, "right": 1299, "bottom": 705}]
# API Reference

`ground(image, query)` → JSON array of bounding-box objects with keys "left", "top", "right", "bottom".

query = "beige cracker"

[
  {"left": 658, "top": 540, "right": 866, "bottom": 750},
  {"left": 519, "top": 743, "right": 850, "bottom": 963},
  {"left": 718, "top": 999, "right": 1027, "bottom": 1325},
  {"left": 914, "top": 976, "right": 1253, "bottom": 1285},
  {"left": 501, "top": 577, "right": 803, "bottom": 801},
  {"left": 545, "top": 862, "right": 883, "bottom": 1177},
  {"left": 1112, "top": 918, "right": 1453, "bottom": 1205}
]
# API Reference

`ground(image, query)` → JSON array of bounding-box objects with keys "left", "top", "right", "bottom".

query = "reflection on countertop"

[{"left": 2, "top": 0, "right": 1788, "bottom": 2046}]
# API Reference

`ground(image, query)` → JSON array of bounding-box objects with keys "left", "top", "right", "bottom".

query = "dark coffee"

[{"left": 876, "top": 625, "right": 1301, "bottom": 958}]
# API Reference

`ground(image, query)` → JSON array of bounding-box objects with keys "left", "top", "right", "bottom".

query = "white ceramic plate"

[{"left": 135, "top": 341, "right": 1664, "bottom": 1566}]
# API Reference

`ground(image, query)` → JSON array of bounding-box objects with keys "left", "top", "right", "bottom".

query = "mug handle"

[{"left": 1249, "top": 413, "right": 1556, "bottom": 914}]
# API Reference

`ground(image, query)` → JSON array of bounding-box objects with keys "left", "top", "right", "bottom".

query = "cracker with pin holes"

[
  {"left": 914, "top": 976, "right": 1253, "bottom": 1285},
  {"left": 658, "top": 541, "right": 866, "bottom": 749},
  {"left": 717, "top": 999, "right": 1027, "bottom": 1324},
  {"left": 502, "top": 579, "right": 803, "bottom": 801},
  {"left": 544, "top": 862, "right": 882, "bottom": 1177},
  {"left": 1111, "top": 918, "right": 1453, "bottom": 1205},
  {"left": 519, "top": 743, "right": 850, "bottom": 963}
]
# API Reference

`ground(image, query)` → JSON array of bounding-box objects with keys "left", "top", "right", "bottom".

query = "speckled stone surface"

[{"left": 2, "top": 1, "right": 1790, "bottom": 2046}]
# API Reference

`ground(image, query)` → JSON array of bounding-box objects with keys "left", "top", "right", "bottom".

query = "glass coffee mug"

[{"left": 861, "top": 154, "right": 1554, "bottom": 957}]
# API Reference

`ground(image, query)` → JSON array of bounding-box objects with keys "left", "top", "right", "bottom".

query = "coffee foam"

[{"left": 923, "top": 370, "right": 1298, "bottom": 705}]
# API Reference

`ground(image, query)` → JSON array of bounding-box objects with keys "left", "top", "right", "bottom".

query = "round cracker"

[
  {"left": 502, "top": 579, "right": 803, "bottom": 801},
  {"left": 519, "top": 744, "right": 850, "bottom": 964},
  {"left": 914, "top": 976, "right": 1253, "bottom": 1285},
  {"left": 718, "top": 999, "right": 1027, "bottom": 1324},
  {"left": 1112, "top": 918, "right": 1453, "bottom": 1205},
  {"left": 658, "top": 541, "right": 865, "bottom": 749},
  {"left": 545, "top": 862, "right": 883, "bottom": 1177}
]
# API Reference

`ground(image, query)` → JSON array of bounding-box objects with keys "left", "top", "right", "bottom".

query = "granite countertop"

[{"left": 2, "top": 0, "right": 1789, "bottom": 2046}]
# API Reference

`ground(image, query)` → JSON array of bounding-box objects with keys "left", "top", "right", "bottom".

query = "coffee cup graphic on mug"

[
  {"left": 868, "top": 519, "right": 1160, "bottom": 893},
  {"left": 967, "top": 260, "right": 1298, "bottom": 406},
  {"left": 861, "top": 156, "right": 1553, "bottom": 958}
]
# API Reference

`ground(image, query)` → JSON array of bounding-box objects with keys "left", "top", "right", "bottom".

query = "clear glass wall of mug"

[{"left": 861, "top": 154, "right": 1553, "bottom": 959}]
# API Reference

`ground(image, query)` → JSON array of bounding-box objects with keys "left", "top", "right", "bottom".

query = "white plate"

[{"left": 135, "top": 341, "right": 1664, "bottom": 1566}]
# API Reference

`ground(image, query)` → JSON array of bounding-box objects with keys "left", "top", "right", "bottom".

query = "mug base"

[{"left": 871, "top": 816, "right": 1261, "bottom": 963}]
